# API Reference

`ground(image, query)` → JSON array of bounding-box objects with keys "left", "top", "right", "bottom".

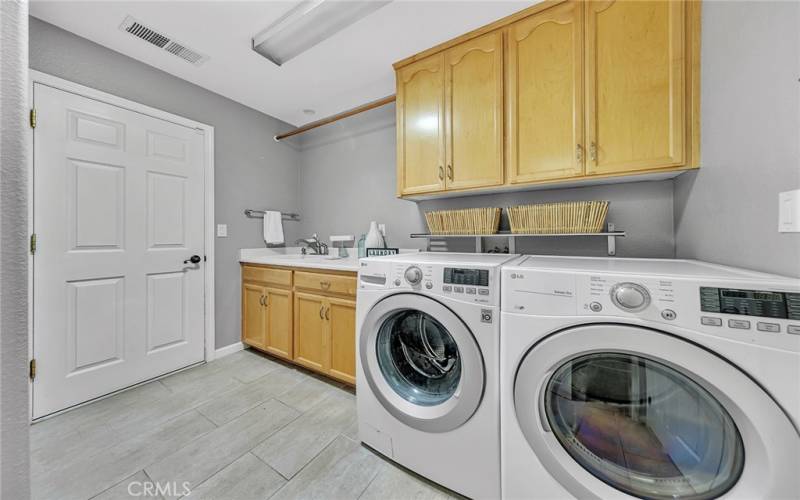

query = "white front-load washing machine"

[
  {"left": 501, "top": 255, "right": 800, "bottom": 500},
  {"left": 357, "top": 252, "right": 517, "bottom": 499}
]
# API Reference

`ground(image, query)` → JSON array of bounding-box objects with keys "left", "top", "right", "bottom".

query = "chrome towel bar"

[{"left": 244, "top": 209, "right": 300, "bottom": 221}]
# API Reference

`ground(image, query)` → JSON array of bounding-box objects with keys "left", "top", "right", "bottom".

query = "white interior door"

[{"left": 32, "top": 83, "right": 206, "bottom": 419}]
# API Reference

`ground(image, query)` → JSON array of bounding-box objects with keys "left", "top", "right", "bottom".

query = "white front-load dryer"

[
  {"left": 501, "top": 256, "right": 800, "bottom": 500},
  {"left": 357, "top": 252, "right": 517, "bottom": 499}
]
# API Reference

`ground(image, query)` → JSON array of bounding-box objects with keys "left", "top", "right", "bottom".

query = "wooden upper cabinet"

[
  {"left": 585, "top": 0, "right": 685, "bottom": 175},
  {"left": 507, "top": 0, "right": 584, "bottom": 183},
  {"left": 396, "top": 54, "right": 446, "bottom": 196},
  {"left": 444, "top": 31, "right": 504, "bottom": 190}
]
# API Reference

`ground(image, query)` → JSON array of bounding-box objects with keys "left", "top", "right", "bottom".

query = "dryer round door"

[
  {"left": 514, "top": 323, "right": 800, "bottom": 500},
  {"left": 360, "top": 293, "right": 485, "bottom": 433}
]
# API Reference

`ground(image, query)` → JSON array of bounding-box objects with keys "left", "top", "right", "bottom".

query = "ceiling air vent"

[{"left": 119, "top": 16, "right": 208, "bottom": 66}]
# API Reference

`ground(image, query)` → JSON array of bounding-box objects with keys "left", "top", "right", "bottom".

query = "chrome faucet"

[{"left": 295, "top": 233, "right": 329, "bottom": 255}]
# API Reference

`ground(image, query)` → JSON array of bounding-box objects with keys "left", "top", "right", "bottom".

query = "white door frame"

[{"left": 27, "top": 70, "right": 216, "bottom": 416}]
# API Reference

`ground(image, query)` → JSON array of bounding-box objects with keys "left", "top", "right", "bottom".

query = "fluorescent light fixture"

[{"left": 252, "top": 0, "right": 391, "bottom": 66}]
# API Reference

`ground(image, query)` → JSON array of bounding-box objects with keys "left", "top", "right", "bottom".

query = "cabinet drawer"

[
  {"left": 294, "top": 271, "right": 356, "bottom": 297},
  {"left": 241, "top": 265, "right": 292, "bottom": 287}
]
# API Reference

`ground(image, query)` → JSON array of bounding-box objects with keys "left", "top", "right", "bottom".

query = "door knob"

[{"left": 184, "top": 255, "right": 202, "bottom": 264}]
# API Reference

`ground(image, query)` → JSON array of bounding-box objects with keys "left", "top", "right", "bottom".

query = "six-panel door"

[
  {"left": 585, "top": 0, "right": 685, "bottom": 174},
  {"left": 444, "top": 30, "right": 504, "bottom": 190},
  {"left": 507, "top": 0, "right": 584, "bottom": 183},
  {"left": 396, "top": 54, "right": 446, "bottom": 195}
]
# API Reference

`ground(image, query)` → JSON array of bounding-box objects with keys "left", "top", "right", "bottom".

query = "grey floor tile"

[
  {"left": 145, "top": 399, "right": 299, "bottom": 499},
  {"left": 275, "top": 375, "right": 344, "bottom": 413},
  {"left": 252, "top": 391, "right": 358, "bottom": 479},
  {"left": 91, "top": 470, "right": 162, "bottom": 500},
  {"left": 185, "top": 453, "right": 285, "bottom": 500},
  {"left": 225, "top": 350, "right": 286, "bottom": 384},
  {"left": 270, "top": 436, "right": 382, "bottom": 500},
  {"left": 34, "top": 410, "right": 215, "bottom": 500},
  {"left": 359, "top": 463, "right": 456, "bottom": 500},
  {"left": 196, "top": 367, "right": 306, "bottom": 426}
]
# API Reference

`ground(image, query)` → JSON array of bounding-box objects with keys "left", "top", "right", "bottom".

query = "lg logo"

[{"left": 127, "top": 481, "right": 191, "bottom": 497}]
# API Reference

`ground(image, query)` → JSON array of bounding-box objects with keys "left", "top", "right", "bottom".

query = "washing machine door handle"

[{"left": 537, "top": 371, "right": 553, "bottom": 433}]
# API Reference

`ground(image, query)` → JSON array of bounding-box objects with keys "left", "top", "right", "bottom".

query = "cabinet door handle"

[
  {"left": 576, "top": 144, "right": 583, "bottom": 162},
  {"left": 325, "top": 307, "right": 330, "bottom": 321},
  {"left": 590, "top": 142, "right": 597, "bottom": 162},
  {"left": 319, "top": 305, "right": 325, "bottom": 319},
  {"left": 263, "top": 295, "right": 269, "bottom": 307},
  {"left": 320, "top": 281, "right": 331, "bottom": 290},
  {"left": 438, "top": 165, "right": 444, "bottom": 181},
  {"left": 259, "top": 295, "right": 265, "bottom": 306},
  {"left": 446, "top": 164, "right": 453, "bottom": 181}
]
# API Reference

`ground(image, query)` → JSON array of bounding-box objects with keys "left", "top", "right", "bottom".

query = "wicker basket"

[
  {"left": 507, "top": 201, "right": 609, "bottom": 234},
  {"left": 424, "top": 207, "right": 501, "bottom": 235}
]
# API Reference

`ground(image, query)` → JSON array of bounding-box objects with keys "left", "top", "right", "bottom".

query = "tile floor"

[{"left": 31, "top": 349, "right": 457, "bottom": 500}]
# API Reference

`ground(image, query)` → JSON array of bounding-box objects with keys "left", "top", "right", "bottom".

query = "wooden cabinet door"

[
  {"left": 264, "top": 287, "right": 292, "bottom": 361},
  {"left": 585, "top": 0, "right": 685, "bottom": 175},
  {"left": 444, "top": 31, "right": 504, "bottom": 190},
  {"left": 507, "top": 1, "right": 584, "bottom": 183},
  {"left": 326, "top": 297, "right": 356, "bottom": 385},
  {"left": 241, "top": 282, "right": 267, "bottom": 350},
  {"left": 396, "top": 54, "right": 446, "bottom": 196},
  {"left": 293, "top": 292, "right": 327, "bottom": 373}
]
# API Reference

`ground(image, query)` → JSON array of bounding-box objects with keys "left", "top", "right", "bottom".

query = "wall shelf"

[{"left": 410, "top": 223, "right": 625, "bottom": 255}]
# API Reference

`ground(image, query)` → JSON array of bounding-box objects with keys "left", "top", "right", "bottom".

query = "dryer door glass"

[
  {"left": 544, "top": 353, "right": 744, "bottom": 499},
  {"left": 376, "top": 310, "right": 461, "bottom": 406}
]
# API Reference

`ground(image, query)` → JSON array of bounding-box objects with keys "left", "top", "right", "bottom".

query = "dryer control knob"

[
  {"left": 404, "top": 266, "right": 423, "bottom": 285},
  {"left": 610, "top": 282, "right": 650, "bottom": 312}
]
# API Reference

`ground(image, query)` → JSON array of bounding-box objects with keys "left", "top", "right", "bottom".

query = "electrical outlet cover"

[
  {"left": 216, "top": 224, "right": 228, "bottom": 237},
  {"left": 779, "top": 190, "right": 800, "bottom": 233}
]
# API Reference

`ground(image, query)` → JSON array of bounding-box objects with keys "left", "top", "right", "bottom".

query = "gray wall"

[
  {"left": 298, "top": 103, "right": 675, "bottom": 258},
  {"left": 1, "top": 1, "right": 31, "bottom": 497},
  {"left": 674, "top": 1, "right": 800, "bottom": 277},
  {"left": 29, "top": 17, "right": 302, "bottom": 349}
]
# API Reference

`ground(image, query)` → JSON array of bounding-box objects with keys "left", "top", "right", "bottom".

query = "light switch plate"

[
  {"left": 779, "top": 189, "right": 800, "bottom": 232},
  {"left": 216, "top": 224, "right": 228, "bottom": 237}
]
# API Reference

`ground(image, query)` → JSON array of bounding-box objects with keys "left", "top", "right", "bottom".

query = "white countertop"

[{"left": 239, "top": 247, "right": 420, "bottom": 273}]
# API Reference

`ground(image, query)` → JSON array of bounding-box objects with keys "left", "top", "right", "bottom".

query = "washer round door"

[
  {"left": 514, "top": 324, "right": 800, "bottom": 500},
  {"left": 360, "top": 293, "right": 485, "bottom": 433}
]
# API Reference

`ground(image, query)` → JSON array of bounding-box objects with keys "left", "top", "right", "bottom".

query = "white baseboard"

[{"left": 214, "top": 341, "right": 246, "bottom": 360}]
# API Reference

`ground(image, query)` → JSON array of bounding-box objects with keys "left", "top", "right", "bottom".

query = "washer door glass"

[
  {"left": 376, "top": 310, "right": 461, "bottom": 406},
  {"left": 545, "top": 353, "right": 744, "bottom": 499}
]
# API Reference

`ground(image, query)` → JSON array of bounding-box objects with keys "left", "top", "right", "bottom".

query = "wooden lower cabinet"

[{"left": 241, "top": 264, "right": 356, "bottom": 385}]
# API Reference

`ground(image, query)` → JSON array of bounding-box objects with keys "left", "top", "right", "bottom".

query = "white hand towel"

[{"left": 263, "top": 211, "right": 284, "bottom": 245}]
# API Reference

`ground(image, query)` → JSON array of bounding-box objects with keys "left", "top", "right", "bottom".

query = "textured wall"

[
  {"left": 29, "top": 17, "right": 303, "bottom": 349},
  {"left": 674, "top": 1, "right": 800, "bottom": 277},
  {"left": 298, "top": 103, "right": 675, "bottom": 258},
  {"left": 1, "top": 1, "right": 31, "bottom": 497}
]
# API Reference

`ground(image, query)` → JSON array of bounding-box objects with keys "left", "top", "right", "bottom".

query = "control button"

[
  {"left": 454, "top": 286, "right": 464, "bottom": 293},
  {"left": 394, "top": 279, "right": 401, "bottom": 286},
  {"left": 404, "top": 266, "right": 423, "bottom": 285},
  {"left": 589, "top": 302, "right": 603, "bottom": 312},
  {"left": 425, "top": 281, "right": 433, "bottom": 290},
  {"left": 728, "top": 319, "right": 751, "bottom": 330},
  {"left": 757, "top": 322, "right": 780, "bottom": 333},
  {"left": 442, "top": 285, "right": 452, "bottom": 292},
  {"left": 478, "top": 289, "right": 490, "bottom": 296},
  {"left": 701, "top": 316, "right": 722, "bottom": 327},
  {"left": 661, "top": 309, "right": 677, "bottom": 321},
  {"left": 466, "top": 288, "right": 476, "bottom": 295},
  {"left": 788, "top": 325, "right": 800, "bottom": 335},
  {"left": 610, "top": 282, "right": 651, "bottom": 312}
]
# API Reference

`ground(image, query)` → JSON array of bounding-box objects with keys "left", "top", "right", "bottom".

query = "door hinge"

[
  {"left": 30, "top": 108, "right": 37, "bottom": 129},
  {"left": 30, "top": 233, "right": 37, "bottom": 254},
  {"left": 29, "top": 359, "right": 36, "bottom": 380}
]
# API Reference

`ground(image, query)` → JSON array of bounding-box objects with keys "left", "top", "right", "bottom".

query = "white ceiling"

[{"left": 30, "top": 0, "right": 535, "bottom": 126}]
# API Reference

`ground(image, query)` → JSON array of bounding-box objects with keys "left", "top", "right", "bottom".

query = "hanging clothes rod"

[
  {"left": 274, "top": 95, "right": 396, "bottom": 141},
  {"left": 244, "top": 209, "right": 300, "bottom": 221}
]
